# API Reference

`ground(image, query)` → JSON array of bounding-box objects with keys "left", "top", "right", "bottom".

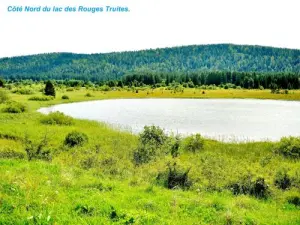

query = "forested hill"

[{"left": 0, "top": 44, "right": 299, "bottom": 81}]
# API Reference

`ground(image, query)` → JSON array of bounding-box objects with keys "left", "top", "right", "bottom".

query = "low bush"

[
  {"left": 3, "top": 101, "right": 26, "bottom": 113},
  {"left": 28, "top": 96, "right": 53, "bottom": 101},
  {"left": 24, "top": 134, "right": 52, "bottom": 161},
  {"left": 274, "top": 169, "right": 291, "bottom": 190},
  {"left": 85, "top": 93, "right": 93, "bottom": 97},
  {"left": 64, "top": 131, "right": 88, "bottom": 147},
  {"left": 41, "top": 112, "right": 74, "bottom": 125},
  {"left": 184, "top": 134, "right": 204, "bottom": 153},
  {"left": 62, "top": 95, "right": 70, "bottom": 100},
  {"left": 0, "top": 89, "right": 9, "bottom": 103},
  {"left": 287, "top": 195, "right": 300, "bottom": 206},
  {"left": 228, "top": 175, "right": 270, "bottom": 198},
  {"left": 140, "top": 125, "right": 168, "bottom": 147},
  {"left": 99, "top": 85, "right": 110, "bottom": 91},
  {"left": 0, "top": 149, "right": 26, "bottom": 159},
  {"left": 133, "top": 126, "right": 168, "bottom": 165},
  {"left": 74, "top": 204, "right": 94, "bottom": 216},
  {"left": 170, "top": 136, "right": 181, "bottom": 158},
  {"left": 66, "top": 88, "right": 74, "bottom": 92},
  {"left": 157, "top": 162, "right": 192, "bottom": 190},
  {"left": 275, "top": 136, "right": 300, "bottom": 159},
  {"left": 11, "top": 88, "right": 34, "bottom": 95}
]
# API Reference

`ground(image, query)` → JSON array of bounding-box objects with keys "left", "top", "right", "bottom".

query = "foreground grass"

[{"left": 0, "top": 86, "right": 299, "bottom": 224}]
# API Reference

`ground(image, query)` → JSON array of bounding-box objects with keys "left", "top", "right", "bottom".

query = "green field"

[{"left": 0, "top": 86, "right": 300, "bottom": 224}]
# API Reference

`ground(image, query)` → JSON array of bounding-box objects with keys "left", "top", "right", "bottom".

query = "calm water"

[{"left": 38, "top": 99, "right": 300, "bottom": 142}]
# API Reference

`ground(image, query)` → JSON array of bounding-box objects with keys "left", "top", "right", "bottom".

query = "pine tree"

[
  {"left": 0, "top": 77, "right": 4, "bottom": 88},
  {"left": 44, "top": 80, "right": 55, "bottom": 97}
]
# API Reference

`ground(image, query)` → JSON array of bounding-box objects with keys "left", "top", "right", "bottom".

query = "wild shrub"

[
  {"left": 3, "top": 101, "right": 26, "bottom": 113},
  {"left": 64, "top": 131, "right": 88, "bottom": 147},
  {"left": 28, "top": 96, "right": 53, "bottom": 101},
  {"left": 184, "top": 134, "right": 204, "bottom": 153},
  {"left": 157, "top": 162, "right": 192, "bottom": 190},
  {"left": 108, "top": 207, "right": 135, "bottom": 224},
  {"left": 66, "top": 87, "right": 74, "bottom": 92},
  {"left": 274, "top": 169, "right": 291, "bottom": 190},
  {"left": 74, "top": 204, "right": 94, "bottom": 216},
  {"left": 100, "top": 85, "right": 110, "bottom": 91},
  {"left": 11, "top": 88, "right": 34, "bottom": 95},
  {"left": 24, "top": 134, "right": 52, "bottom": 161},
  {"left": 40, "top": 112, "right": 74, "bottom": 125},
  {"left": 287, "top": 195, "right": 300, "bottom": 206},
  {"left": 170, "top": 136, "right": 181, "bottom": 158},
  {"left": 133, "top": 126, "right": 168, "bottom": 165},
  {"left": 85, "top": 93, "right": 93, "bottom": 97},
  {"left": 229, "top": 175, "right": 270, "bottom": 198},
  {"left": 275, "top": 136, "right": 300, "bottom": 159},
  {"left": 81, "top": 156, "right": 98, "bottom": 170},
  {"left": 133, "top": 144, "right": 156, "bottom": 165},
  {"left": 5, "top": 84, "right": 13, "bottom": 90},
  {"left": 140, "top": 125, "right": 168, "bottom": 147},
  {"left": 62, "top": 95, "right": 69, "bottom": 100},
  {"left": 0, "top": 133, "right": 22, "bottom": 141},
  {"left": 0, "top": 149, "right": 25, "bottom": 159},
  {"left": 0, "top": 89, "right": 9, "bottom": 103}
]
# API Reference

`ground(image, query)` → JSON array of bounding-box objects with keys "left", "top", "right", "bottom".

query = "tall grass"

[{"left": 0, "top": 85, "right": 299, "bottom": 224}]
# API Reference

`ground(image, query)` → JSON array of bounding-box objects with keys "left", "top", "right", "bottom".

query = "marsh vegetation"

[{"left": 0, "top": 80, "right": 299, "bottom": 224}]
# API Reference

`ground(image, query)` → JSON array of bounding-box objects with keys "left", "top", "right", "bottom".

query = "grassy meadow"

[{"left": 0, "top": 84, "right": 300, "bottom": 224}]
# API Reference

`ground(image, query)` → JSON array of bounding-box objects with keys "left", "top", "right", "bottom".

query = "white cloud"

[{"left": 0, "top": 0, "right": 299, "bottom": 58}]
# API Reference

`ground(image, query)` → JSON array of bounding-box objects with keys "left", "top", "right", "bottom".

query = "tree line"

[
  {"left": 2, "top": 70, "right": 299, "bottom": 90},
  {"left": 121, "top": 71, "right": 300, "bottom": 89},
  {"left": 0, "top": 44, "right": 299, "bottom": 82}
]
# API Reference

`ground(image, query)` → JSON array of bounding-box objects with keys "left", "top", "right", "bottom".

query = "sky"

[{"left": 0, "top": 0, "right": 299, "bottom": 58}]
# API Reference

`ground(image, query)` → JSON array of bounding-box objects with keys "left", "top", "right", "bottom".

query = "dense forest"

[
  {"left": 121, "top": 71, "right": 300, "bottom": 89},
  {"left": 0, "top": 44, "right": 299, "bottom": 82}
]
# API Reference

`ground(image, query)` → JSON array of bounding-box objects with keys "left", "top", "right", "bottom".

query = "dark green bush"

[
  {"left": 133, "top": 126, "right": 168, "bottom": 165},
  {"left": 157, "top": 163, "right": 192, "bottom": 190},
  {"left": 275, "top": 137, "right": 300, "bottom": 159},
  {"left": 287, "top": 195, "right": 300, "bottom": 206},
  {"left": 40, "top": 112, "right": 74, "bottom": 125},
  {"left": 0, "top": 77, "right": 4, "bottom": 87},
  {"left": 74, "top": 204, "right": 94, "bottom": 216},
  {"left": 133, "top": 144, "right": 155, "bottom": 165},
  {"left": 170, "top": 136, "right": 181, "bottom": 158},
  {"left": 184, "top": 134, "right": 204, "bottom": 153},
  {"left": 28, "top": 96, "right": 53, "bottom": 101},
  {"left": 24, "top": 134, "right": 52, "bottom": 161},
  {"left": 274, "top": 169, "right": 291, "bottom": 190},
  {"left": 140, "top": 125, "right": 168, "bottom": 147},
  {"left": 3, "top": 101, "right": 26, "bottom": 113},
  {"left": 61, "top": 95, "right": 69, "bottom": 100},
  {"left": 64, "top": 131, "right": 88, "bottom": 147},
  {"left": 229, "top": 175, "right": 270, "bottom": 198},
  {"left": 85, "top": 93, "right": 93, "bottom": 97}
]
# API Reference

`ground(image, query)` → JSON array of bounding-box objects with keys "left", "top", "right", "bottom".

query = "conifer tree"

[{"left": 44, "top": 80, "right": 55, "bottom": 97}]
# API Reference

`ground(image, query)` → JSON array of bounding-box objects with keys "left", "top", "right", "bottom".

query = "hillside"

[{"left": 0, "top": 44, "right": 299, "bottom": 81}]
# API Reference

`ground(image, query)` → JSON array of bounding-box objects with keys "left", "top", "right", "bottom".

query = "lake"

[{"left": 38, "top": 99, "right": 300, "bottom": 142}]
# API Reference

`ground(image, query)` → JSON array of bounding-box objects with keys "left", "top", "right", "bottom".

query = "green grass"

[{"left": 0, "top": 86, "right": 299, "bottom": 224}]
